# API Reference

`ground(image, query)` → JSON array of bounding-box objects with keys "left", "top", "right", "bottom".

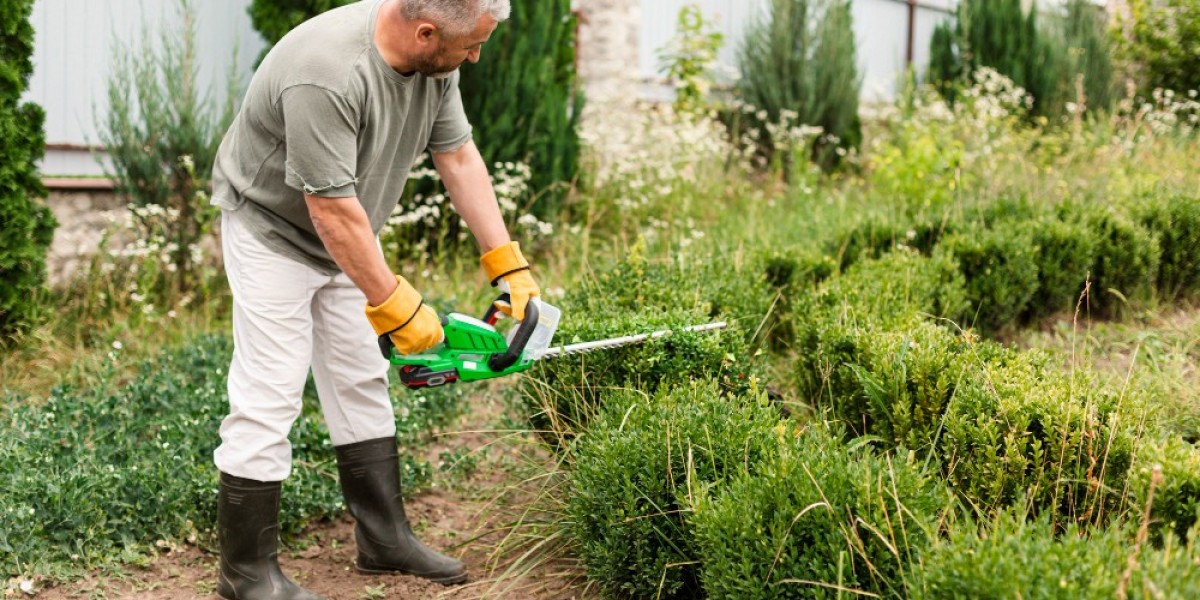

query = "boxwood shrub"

[
  {"left": 691, "top": 423, "right": 949, "bottom": 600},
  {"left": 829, "top": 212, "right": 956, "bottom": 271},
  {"left": 1127, "top": 435, "right": 1200, "bottom": 543},
  {"left": 936, "top": 222, "right": 1039, "bottom": 333},
  {"left": 838, "top": 321, "right": 977, "bottom": 448},
  {"left": 1025, "top": 216, "right": 1097, "bottom": 321},
  {"left": 1059, "top": 202, "right": 1161, "bottom": 317},
  {"left": 1135, "top": 194, "right": 1200, "bottom": 302},
  {"left": 938, "top": 349, "right": 1134, "bottom": 517},
  {"left": 523, "top": 251, "right": 769, "bottom": 443},
  {"left": 791, "top": 250, "right": 968, "bottom": 406},
  {"left": 907, "top": 512, "right": 1200, "bottom": 599},
  {"left": 567, "top": 382, "right": 784, "bottom": 599}
]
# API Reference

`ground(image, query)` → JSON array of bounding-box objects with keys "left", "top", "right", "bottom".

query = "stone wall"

[
  {"left": 43, "top": 189, "right": 126, "bottom": 287},
  {"left": 576, "top": 0, "right": 641, "bottom": 108}
]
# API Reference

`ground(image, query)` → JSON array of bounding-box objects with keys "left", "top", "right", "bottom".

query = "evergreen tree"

[
  {"left": 927, "top": 0, "right": 1080, "bottom": 119},
  {"left": 458, "top": 0, "right": 580, "bottom": 216},
  {"left": 0, "top": 0, "right": 55, "bottom": 339},
  {"left": 1063, "top": 0, "right": 1114, "bottom": 112},
  {"left": 737, "top": 0, "right": 863, "bottom": 166}
]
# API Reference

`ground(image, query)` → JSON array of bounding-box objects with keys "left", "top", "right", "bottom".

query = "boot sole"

[{"left": 355, "top": 564, "right": 468, "bottom": 585}]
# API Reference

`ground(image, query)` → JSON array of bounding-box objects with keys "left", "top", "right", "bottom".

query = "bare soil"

[{"left": 31, "top": 393, "right": 591, "bottom": 600}]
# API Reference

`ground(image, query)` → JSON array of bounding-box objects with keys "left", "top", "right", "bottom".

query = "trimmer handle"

[{"left": 482, "top": 293, "right": 540, "bottom": 372}]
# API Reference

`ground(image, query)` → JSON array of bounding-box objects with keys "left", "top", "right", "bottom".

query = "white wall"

[{"left": 24, "top": 0, "right": 265, "bottom": 177}]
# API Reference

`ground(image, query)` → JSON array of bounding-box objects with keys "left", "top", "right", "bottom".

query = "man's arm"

[
  {"left": 431, "top": 140, "right": 511, "bottom": 253},
  {"left": 305, "top": 194, "right": 397, "bottom": 305}
]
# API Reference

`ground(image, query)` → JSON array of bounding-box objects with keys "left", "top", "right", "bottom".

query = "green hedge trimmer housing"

[{"left": 381, "top": 294, "right": 726, "bottom": 389}]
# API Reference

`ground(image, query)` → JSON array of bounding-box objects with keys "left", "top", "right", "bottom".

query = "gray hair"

[{"left": 402, "top": 0, "right": 512, "bottom": 37}]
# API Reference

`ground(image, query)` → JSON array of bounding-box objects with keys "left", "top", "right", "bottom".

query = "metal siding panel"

[
  {"left": 854, "top": 0, "right": 912, "bottom": 101},
  {"left": 28, "top": 0, "right": 265, "bottom": 176}
]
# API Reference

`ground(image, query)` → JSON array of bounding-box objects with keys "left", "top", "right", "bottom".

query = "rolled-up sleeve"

[
  {"left": 427, "top": 72, "right": 474, "bottom": 153},
  {"left": 281, "top": 84, "right": 360, "bottom": 198}
]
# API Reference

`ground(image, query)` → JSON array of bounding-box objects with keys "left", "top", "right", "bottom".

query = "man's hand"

[
  {"left": 481, "top": 241, "right": 540, "bottom": 321},
  {"left": 364, "top": 276, "right": 444, "bottom": 356}
]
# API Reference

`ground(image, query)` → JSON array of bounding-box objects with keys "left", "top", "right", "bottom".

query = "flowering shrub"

[
  {"left": 866, "top": 68, "right": 1033, "bottom": 217},
  {"left": 578, "top": 101, "right": 742, "bottom": 230},
  {"left": 378, "top": 158, "right": 554, "bottom": 262},
  {"left": 64, "top": 159, "right": 222, "bottom": 334}
]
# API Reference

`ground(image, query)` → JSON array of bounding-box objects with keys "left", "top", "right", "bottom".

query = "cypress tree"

[
  {"left": 457, "top": 0, "right": 581, "bottom": 216},
  {"left": 736, "top": 0, "right": 863, "bottom": 166},
  {"left": 1063, "top": 0, "right": 1114, "bottom": 112},
  {"left": 928, "top": 0, "right": 1076, "bottom": 119},
  {"left": 0, "top": 0, "right": 55, "bottom": 339}
]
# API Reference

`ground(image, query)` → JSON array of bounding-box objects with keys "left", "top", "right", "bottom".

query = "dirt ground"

[{"left": 30, "top": 393, "right": 591, "bottom": 600}]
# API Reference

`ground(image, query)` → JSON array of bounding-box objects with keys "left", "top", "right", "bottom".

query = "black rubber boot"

[
  {"left": 216, "top": 473, "right": 326, "bottom": 600},
  {"left": 335, "top": 437, "right": 468, "bottom": 585}
]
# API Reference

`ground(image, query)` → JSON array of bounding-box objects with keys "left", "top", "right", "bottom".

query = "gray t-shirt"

[{"left": 211, "top": 0, "right": 473, "bottom": 273}]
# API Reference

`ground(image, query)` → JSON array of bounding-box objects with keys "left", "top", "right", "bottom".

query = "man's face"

[{"left": 413, "top": 13, "right": 498, "bottom": 79}]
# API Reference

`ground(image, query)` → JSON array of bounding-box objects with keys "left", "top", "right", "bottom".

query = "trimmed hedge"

[
  {"left": 568, "top": 382, "right": 783, "bottom": 599},
  {"left": 908, "top": 513, "right": 1200, "bottom": 599},
  {"left": 1065, "top": 202, "right": 1162, "bottom": 318},
  {"left": 1025, "top": 217, "right": 1097, "bottom": 321},
  {"left": 692, "top": 423, "right": 949, "bottom": 600},
  {"left": 1136, "top": 194, "right": 1200, "bottom": 302},
  {"left": 522, "top": 252, "right": 772, "bottom": 441},
  {"left": 937, "top": 222, "right": 1039, "bottom": 333}
]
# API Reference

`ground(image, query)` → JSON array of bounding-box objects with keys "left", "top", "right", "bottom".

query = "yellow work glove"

[
  {"left": 364, "top": 276, "right": 444, "bottom": 356},
  {"left": 480, "top": 241, "right": 541, "bottom": 321}
]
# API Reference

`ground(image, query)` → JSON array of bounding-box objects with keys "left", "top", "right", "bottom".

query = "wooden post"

[{"left": 906, "top": 0, "right": 918, "bottom": 67}]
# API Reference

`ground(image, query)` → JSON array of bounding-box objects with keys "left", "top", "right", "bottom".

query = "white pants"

[{"left": 213, "top": 209, "right": 395, "bottom": 482}]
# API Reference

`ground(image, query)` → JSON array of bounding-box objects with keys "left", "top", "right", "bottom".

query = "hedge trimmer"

[{"left": 384, "top": 294, "right": 727, "bottom": 389}]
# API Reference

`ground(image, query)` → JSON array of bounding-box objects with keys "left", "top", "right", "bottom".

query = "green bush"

[
  {"left": 737, "top": 0, "right": 863, "bottom": 164},
  {"left": 0, "top": 335, "right": 464, "bottom": 577},
  {"left": 1065, "top": 203, "right": 1161, "bottom": 317},
  {"left": 521, "top": 248, "right": 769, "bottom": 442},
  {"left": 1025, "top": 216, "right": 1097, "bottom": 321},
  {"left": 840, "top": 321, "right": 977, "bottom": 450},
  {"left": 759, "top": 248, "right": 838, "bottom": 350},
  {"left": 568, "top": 382, "right": 783, "bottom": 599},
  {"left": 99, "top": 0, "right": 235, "bottom": 298},
  {"left": 938, "top": 349, "right": 1133, "bottom": 517},
  {"left": 937, "top": 222, "right": 1040, "bottom": 333},
  {"left": 458, "top": 0, "right": 581, "bottom": 216},
  {"left": 691, "top": 423, "right": 949, "bottom": 600},
  {"left": 248, "top": 0, "right": 353, "bottom": 56},
  {"left": 1117, "top": 0, "right": 1200, "bottom": 97},
  {"left": 524, "top": 308, "right": 756, "bottom": 445},
  {"left": 830, "top": 214, "right": 954, "bottom": 270},
  {"left": 1127, "top": 436, "right": 1200, "bottom": 543},
  {"left": 792, "top": 251, "right": 968, "bottom": 406},
  {"left": 0, "top": 0, "right": 54, "bottom": 339},
  {"left": 908, "top": 512, "right": 1200, "bottom": 599},
  {"left": 1136, "top": 194, "right": 1200, "bottom": 301}
]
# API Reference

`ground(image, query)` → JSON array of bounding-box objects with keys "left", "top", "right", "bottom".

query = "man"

[{"left": 208, "top": 1, "right": 539, "bottom": 598}]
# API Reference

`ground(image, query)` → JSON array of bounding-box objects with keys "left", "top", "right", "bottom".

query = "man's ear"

[{"left": 415, "top": 22, "right": 438, "bottom": 46}]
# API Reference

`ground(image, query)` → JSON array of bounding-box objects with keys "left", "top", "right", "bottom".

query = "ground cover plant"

[{"left": 0, "top": 335, "right": 466, "bottom": 579}]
